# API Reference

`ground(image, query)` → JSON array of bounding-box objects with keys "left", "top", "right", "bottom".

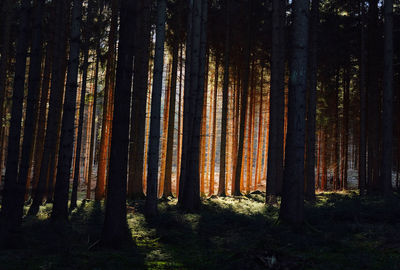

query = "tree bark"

[
  {"left": 145, "top": 0, "right": 167, "bottom": 218},
  {"left": 381, "top": 0, "right": 393, "bottom": 197},
  {"left": 305, "top": 0, "right": 319, "bottom": 201},
  {"left": 279, "top": 0, "right": 309, "bottom": 226},
  {"left": 101, "top": 0, "right": 135, "bottom": 247},
  {"left": 0, "top": 0, "right": 30, "bottom": 224},
  {"left": 233, "top": 1, "right": 252, "bottom": 196},
  {"left": 127, "top": 0, "right": 152, "bottom": 199},
  {"left": 52, "top": 0, "right": 83, "bottom": 221},
  {"left": 267, "top": 0, "right": 285, "bottom": 203},
  {"left": 164, "top": 43, "right": 179, "bottom": 198},
  {"left": 218, "top": 0, "right": 230, "bottom": 197},
  {"left": 96, "top": 0, "right": 118, "bottom": 201},
  {"left": 70, "top": 0, "right": 96, "bottom": 210}
]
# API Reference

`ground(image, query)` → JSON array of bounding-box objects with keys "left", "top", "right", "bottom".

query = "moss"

[{"left": 1, "top": 192, "right": 400, "bottom": 269}]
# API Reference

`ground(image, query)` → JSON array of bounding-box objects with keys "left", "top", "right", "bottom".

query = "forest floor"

[{"left": 1, "top": 191, "right": 400, "bottom": 269}]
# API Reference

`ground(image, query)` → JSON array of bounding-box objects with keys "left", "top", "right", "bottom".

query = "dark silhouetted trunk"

[
  {"left": 145, "top": 0, "right": 166, "bottom": 217},
  {"left": 279, "top": 0, "right": 309, "bottom": 226},
  {"left": 381, "top": 0, "right": 393, "bottom": 197},
  {"left": 305, "top": 0, "right": 319, "bottom": 201},
  {"left": 101, "top": 0, "right": 135, "bottom": 246},
  {"left": 267, "top": 0, "right": 285, "bottom": 203},
  {"left": 1, "top": 0, "right": 30, "bottom": 224}
]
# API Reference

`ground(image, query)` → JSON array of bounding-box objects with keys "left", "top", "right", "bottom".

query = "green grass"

[{"left": 1, "top": 192, "right": 400, "bottom": 269}]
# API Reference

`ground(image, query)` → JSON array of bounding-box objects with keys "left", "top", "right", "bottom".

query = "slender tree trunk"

[
  {"left": 17, "top": 0, "right": 45, "bottom": 212},
  {"left": 209, "top": 56, "right": 219, "bottom": 196},
  {"left": 218, "top": 0, "right": 230, "bottom": 197},
  {"left": 0, "top": 0, "right": 30, "bottom": 224},
  {"left": 359, "top": 0, "right": 367, "bottom": 195},
  {"left": 158, "top": 62, "right": 171, "bottom": 197},
  {"left": 145, "top": 0, "right": 166, "bottom": 217},
  {"left": 0, "top": 0, "right": 14, "bottom": 180},
  {"left": 52, "top": 0, "right": 83, "bottom": 221},
  {"left": 28, "top": 0, "right": 70, "bottom": 216},
  {"left": 70, "top": 0, "right": 96, "bottom": 210},
  {"left": 101, "top": 0, "right": 135, "bottom": 246},
  {"left": 279, "top": 0, "right": 309, "bottom": 226},
  {"left": 333, "top": 72, "right": 340, "bottom": 190},
  {"left": 96, "top": 0, "right": 118, "bottom": 200},
  {"left": 267, "top": 0, "right": 285, "bottom": 203},
  {"left": 255, "top": 68, "right": 264, "bottom": 188},
  {"left": 164, "top": 43, "right": 179, "bottom": 198},
  {"left": 178, "top": 0, "right": 193, "bottom": 203},
  {"left": 233, "top": 2, "right": 252, "bottom": 196},
  {"left": 367, "top": 0, "right": 380, "bottom": 194},
  {"left": 127, "top": 0, "right": 152, "bottom": 199},
  {"left": 342, "top": 67, "right": 350, "bottom": 190},
  {"left": 176, "top": 44, "right": 183, "bottom": 195},
  {"left": 179, "top": 0, "right": 207, "bottom": 211},
  {"left": 381, "top": 0, "right": 393, "bottom": 197},
  {"left": 31, "top": 43, "right": 52, "bottom": 196},
  {"left": 321, "top": 130, "right": 327, "bottom": 191},
  {"left": 86, "top": 49, "right": 100, "bottom": 202},
  {"left": 305, "top": 0, "right": 319, "bottom": 201},
  {"left": 246, "top": 63, "right": 256, "bottom": 193}
]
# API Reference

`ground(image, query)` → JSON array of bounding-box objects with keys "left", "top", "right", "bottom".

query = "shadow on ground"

[{"left": 1, "top": 192, "right": 400, "bottom": 269}]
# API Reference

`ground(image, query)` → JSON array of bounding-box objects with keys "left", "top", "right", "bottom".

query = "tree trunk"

[
  {"left": 164, "top": 43, "right": 179, "bottom": 198},
  {"left": 101, "top": 0, "right": 135, "bottom": 246},
  {"left": 342, "top": 67, "right": 350, "bottom": 190},
  {"left": 366, "top": 0, "right": 380, "bottom": 194},
  {"left": 305, "top": 0, "right": 319, "bottom": 201},
  {"left": 127, "top": 0, "right": 152, "bottom": 199},
  {"left": 158, "top": 62, "right": 171, "bottom": 197},
  {"left": 145, "top": 0, "right": 167, "bottom": 218},
  {"left": 381, "top": 0, "right": 393, "bottom": 197},
  {"left": 70, "top": 0, "right": 96, "bottom": 210},
  {"left": 31, "top": 42, "right": 52, "bottom": 196},
  {"left": 28, "top": 0, "right": 70, "bottom": 216},
  {"left": 267, "top": 0, "right": 285, "bottom": 203},
  {"left": 0, "top": 0, "right": 30, "bottom": 224},
  {"left": 0, "top": 0, "right": 14, "bottom": 181},
  {"left": 209, "top": 56, "right": 219, "bottom": 196},
  {"left": 279, "top": 0, "right": 309, "bottom": 226},
  {"left": 179, "top": 0, "right": 207, "bottom": 211},
  {"left": 52, "top": 0, "right": 83, "bottom": 221},
  {"left": 176, "top": 44, "right": 184, "bottom": 195},
  {"left": 233, "top": 1, "right": 252, "bottom": 196},
  {"left": 359, "top": 0, "right": 367, "bottom": 195},
  {"left": 218, "top": 0, "right": 230, "bottom": 197},
  {"left": 86, "top": 48, "right": 100, "bottom": 202},
  {"left": 96, "top": 0, "right": 118, "bottom": 201}
]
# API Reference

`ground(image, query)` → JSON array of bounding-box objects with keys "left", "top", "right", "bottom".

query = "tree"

[
  {"left": 209, "top": 56, "right": 219, "bottom": 196},
  {"left": 305, "top": 0, "right": 319, "bottom": 201},
  {"left": 128, "top": 0, "right": 153, "bottom": 199},
  {"left": 359, "top": 0, "right": 367, "bottom": 195},
  {"left": 0, "top": 0, "right": 30, "bottom": 226},
  {"left": 381, "top": 0, "right": 393, "bottom": 198},
  {"left": 70, "top": 0, "right": 96, "bottom": 211},
  {"left": 218, "top": 0, "right": 230, "bottom": 197},
  {"left": 52, "top": 0, "right": 83, "bottom": 221},
  {"left": 28, "top": 0, "right": 70, "bottom": 216},
  {"left": 266, "top": 0, "right": 285, "bottom": 203},
  {"left": 96, "top": 0, "right": 118, "bottom": 201},
  {"left": 14, "top": 0, "right": 45, "bottom": 223},
  {"left": 145, "top": 0, "right": 167, "bottom": 218},
  {"left": 163, "top": 43, "right": 179, "bottom": 198},
  {"left": 233, "top": 0, "right": 251, "bottom": 196},
  {"left": 279, "top": 0, "right": 309, "bottom": 226},
  {"left": 101, "top": 0, "right": 135, "bottom": 246}
]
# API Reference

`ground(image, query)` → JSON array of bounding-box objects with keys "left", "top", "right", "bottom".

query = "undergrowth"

[{"left": 0, "top": 192, "right": 399, "bottom": 269}]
